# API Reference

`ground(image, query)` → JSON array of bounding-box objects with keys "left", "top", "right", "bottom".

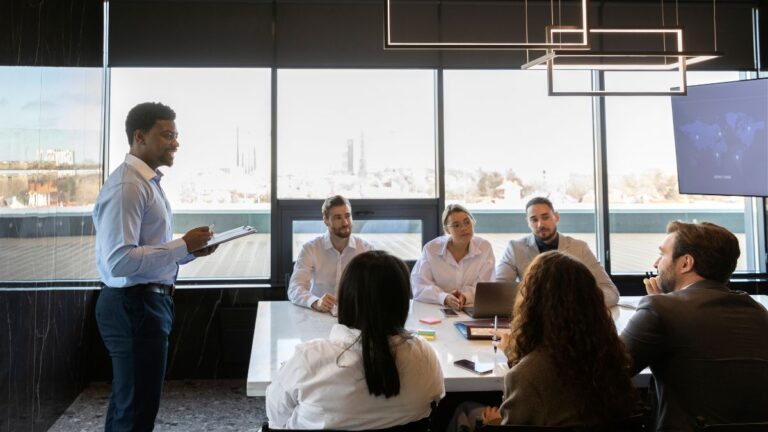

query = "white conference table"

[{"left": 249, "top": 295, "right": 715, "bottom": 397}]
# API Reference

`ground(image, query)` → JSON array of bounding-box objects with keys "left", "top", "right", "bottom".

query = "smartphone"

[
  {"left": 441, "top": 307, "right": 459, "bottom": 317},
  {"left": 454, "top": 359, "right": 493, "bottom": 375}
]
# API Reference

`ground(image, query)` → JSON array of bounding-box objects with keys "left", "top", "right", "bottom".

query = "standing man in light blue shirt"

[{"left": 93, "top": 102, "right": 218, "bottom": 431}]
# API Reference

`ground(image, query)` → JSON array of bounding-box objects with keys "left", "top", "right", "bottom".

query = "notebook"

[{"left": 463, "top": 282, "right": 518, "bottom": 319}]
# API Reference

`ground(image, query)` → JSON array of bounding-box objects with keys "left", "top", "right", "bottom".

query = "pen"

[{"left": 493, "top": 315, "right": 498, "bottom": 354}]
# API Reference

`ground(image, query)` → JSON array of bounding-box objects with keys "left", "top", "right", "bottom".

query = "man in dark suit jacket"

[{"left": 621, "top": 221, "right": 768, "bottom": 431}]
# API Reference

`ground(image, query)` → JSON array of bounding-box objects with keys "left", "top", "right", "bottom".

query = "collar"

[
  {"left": 440, "top": 235, "right": 481, "bottom": 258},
  {"left": 535, "top": 233, "right": 559, "bottom": 252},
  {"left": 125, "top": 153, "right": 162, "bottom": 182},
  {"left": 322, "top": 231, "right": 356, "bottom": 251},
  {"left": 329, "top": 324, "right": 362, "bottom": 348}
]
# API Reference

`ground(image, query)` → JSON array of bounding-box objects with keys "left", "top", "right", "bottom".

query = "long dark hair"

[
  {"left": 509, "top": 251, "right": 636, "bottom": 424},
  {"left": 337, "top": 250, "right": 411, "bottom": 398}
]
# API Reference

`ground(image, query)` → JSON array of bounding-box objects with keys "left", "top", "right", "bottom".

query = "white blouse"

[
  {"left": 411, "top": 235, "right": 496, "bottom": 306},
  {"left": 266, "top": 324, "right": 445, "bottom": 430}
]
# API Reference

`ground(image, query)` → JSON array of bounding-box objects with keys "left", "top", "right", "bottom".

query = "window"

[
  {"left": 109, "top": 68, "right": 272, "bottom": 279},
  {"left": 444, "top": 70, "right": 597, "bottom": 261},
  {"left": 0, "top": 67, "right": 102, "bottom": 282},
  {"left": 277, "top": 69, "right": 437, "bottom": 199},
  {"left": 604, "top": 71, "right": 751, "bottom": 273}
]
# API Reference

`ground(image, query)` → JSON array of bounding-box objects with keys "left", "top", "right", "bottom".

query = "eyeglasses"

[{"left": 445, "top": 219, "right": 473, "bottom": 230}]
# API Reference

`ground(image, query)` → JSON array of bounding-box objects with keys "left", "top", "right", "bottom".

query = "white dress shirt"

[
  {"left": 287, "top": 233, "right": 374, "bottom": 308},
  {"left": 266, "top": 324, "right": 445, "bottom": 430},
  {"left": 411, "top": 235, "right": 496, "bottom": 306}
]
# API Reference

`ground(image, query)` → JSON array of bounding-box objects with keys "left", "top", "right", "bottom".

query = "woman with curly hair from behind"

[{"left": 451, "top": 250, "right": 637, "bottom": 430}]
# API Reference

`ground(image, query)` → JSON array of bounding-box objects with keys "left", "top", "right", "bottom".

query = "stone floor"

[{"left": 48, "top": 380, "right": 266, "bottom": 432}]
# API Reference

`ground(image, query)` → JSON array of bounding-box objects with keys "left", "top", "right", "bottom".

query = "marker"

[{"left": 493, "top": 315, "right": 498, "bottom": 354}]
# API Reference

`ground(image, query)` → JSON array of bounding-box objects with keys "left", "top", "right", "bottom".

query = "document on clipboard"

[{"left": 192, "top": 225, "right": 257, "bottom": 252}]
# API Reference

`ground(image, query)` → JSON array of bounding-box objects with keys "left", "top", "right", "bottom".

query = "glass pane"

[
  {"left": 0, "top": 67, "right": 102, "bottom": 282},
  {"left": 604, "top": 71, "right": 749, "bottom": 273},
  {"left": 443, "top": 70, "right": 597, "bottom": 261},
  {"left": 292, "top": 220, "right": 423, "bottom": 262},
  {"left": 277, "top": 69, "right": 437, "bottom": 199},
  {"left": 109, "top": 68, "right": 271, "bottom": 279}
]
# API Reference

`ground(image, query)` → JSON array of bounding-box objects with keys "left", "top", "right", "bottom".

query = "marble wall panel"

[{"left": 0, "top": 289, "right": 97, "bottom": 432}]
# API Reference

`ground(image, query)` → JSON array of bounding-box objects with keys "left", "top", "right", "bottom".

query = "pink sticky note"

[{"left": 419, "top": 317, "right": 441, "bottom": 325}]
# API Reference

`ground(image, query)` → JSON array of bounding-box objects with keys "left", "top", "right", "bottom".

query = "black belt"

[{"left": 119, "top": 283, "right": 174, "bottom": 296}]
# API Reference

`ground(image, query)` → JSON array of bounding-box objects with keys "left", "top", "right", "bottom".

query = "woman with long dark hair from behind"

[{"left": 266, "top": 250, "right": 445, "bottom": 430}]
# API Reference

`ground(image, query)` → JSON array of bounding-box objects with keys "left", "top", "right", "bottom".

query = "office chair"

[
  {"left": 261, "top": 417, "right": 430, "bottom": 432},
  {"left": 695, "top": 422, "right": 768, "bottom": 432},
  {"left": 480, "top": 413, "right": 647, "bottom": 432}
]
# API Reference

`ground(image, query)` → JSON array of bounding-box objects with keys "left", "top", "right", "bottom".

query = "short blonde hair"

[{"left": 442, "top": 204, "right": 475, "bottom": 229}]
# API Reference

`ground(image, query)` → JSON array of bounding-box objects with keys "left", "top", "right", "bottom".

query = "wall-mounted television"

[{"left": 671, "top": 78, "right": 768, "bottom": 197}]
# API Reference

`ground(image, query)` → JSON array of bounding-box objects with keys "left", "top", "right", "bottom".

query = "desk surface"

[{"left": 246, "top": 295, "right": 768, "bottom": 397}]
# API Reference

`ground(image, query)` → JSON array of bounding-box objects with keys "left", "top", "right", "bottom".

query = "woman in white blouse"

[
  {"left": 266, "top": 251, "right": 445, "bottom": 430},
  {"left": 411, "top": 204, "right": 495, "bottom": 310}
]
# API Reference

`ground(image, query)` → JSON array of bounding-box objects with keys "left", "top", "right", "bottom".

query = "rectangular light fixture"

[
  {"left": 520, "top": 27, "right": 721, "bottom": 96},
  {"left": 384, "top": 0, "right": 590, "bottom": 50}
]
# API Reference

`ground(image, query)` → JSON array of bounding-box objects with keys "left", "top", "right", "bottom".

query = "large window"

[
  {"left": 109, "top": 68, "right": 272, "bottom": 280},
  {"left": 604, "top": 71, "right": 750, "bottom": 273},
  {"left": 444, "top": 70, "right": 597, "bottom": 261},
  {"left": 0, "top": 67, "right": 103, "bottom": 282},
  {"left": 277, "top": 69, "right": 437, "bottom": 199}
]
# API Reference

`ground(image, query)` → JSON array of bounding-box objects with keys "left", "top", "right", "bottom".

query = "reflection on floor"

[{"left": 48, "top": 380, "right": 266, "bottom": 432}]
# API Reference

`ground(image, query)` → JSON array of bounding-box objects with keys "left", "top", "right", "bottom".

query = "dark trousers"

[{"left": 96, "top": 287, "right": 174, "bottom": 432}]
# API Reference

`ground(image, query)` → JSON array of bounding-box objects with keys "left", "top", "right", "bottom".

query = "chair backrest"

[
  {"left": 696, "top": 423, "right": 768, "bottom": 432},
  {"left": 480, "top": 413, "right": 647, "bottom": 432},
  {"left": 261, "top": 417, "right": 430, "bottom": 432}
]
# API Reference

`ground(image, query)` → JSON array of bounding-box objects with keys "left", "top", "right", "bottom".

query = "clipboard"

[{"left": 192, "top": 225, "right": 257, "bottom": 252}]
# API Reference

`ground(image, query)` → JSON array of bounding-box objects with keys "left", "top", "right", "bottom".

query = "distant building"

[
  {"left": 28, "top": 181, "right": 59, "bottom": 207},
  {"left": 37, "top": 149, "right": 74, "bottom": 166}
]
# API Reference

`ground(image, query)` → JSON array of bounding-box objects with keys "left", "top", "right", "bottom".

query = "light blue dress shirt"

[{"left": 93, "top": 154, "right": 193, "bottom": 288}]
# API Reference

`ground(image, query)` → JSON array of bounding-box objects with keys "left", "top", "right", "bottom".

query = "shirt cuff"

[
  {"left": 169, "top": 238, "right": 190, "bottom": 262},
  {"left": 437, "top": 291, "right": 449, "bottom": 306},
  {"left": 306, "top": 295, "right": 320, "bottom": 309}
]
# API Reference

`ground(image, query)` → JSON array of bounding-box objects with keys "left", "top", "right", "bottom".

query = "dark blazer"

[{"left": 621, "top": 280, "right": 768, "bottom": 431}]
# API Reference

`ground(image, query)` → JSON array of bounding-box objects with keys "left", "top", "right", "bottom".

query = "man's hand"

[
  {"left": 311, "top": 293, "right": 337, "bottom": 313},
  {"left": 643, "top": 276, "right": 663, "bottom": 295},
  {"left": 183, "top": 226, "right": 214, "bottom": 253},
  {"left": 193, "top": 244, "right": 218, "bottom": 257},
  {"left": 481, "top": 406, "right": 502, "bottom": 425}
]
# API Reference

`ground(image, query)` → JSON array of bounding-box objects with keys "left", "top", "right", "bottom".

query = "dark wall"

[
  {"left": 0, "top": 0, "right": 102, "bottom": 66},
  {"left": 0, "top": 290, "right": 97, "bottom": 432}
]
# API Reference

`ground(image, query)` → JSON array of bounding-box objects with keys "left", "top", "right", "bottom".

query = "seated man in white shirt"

[
  {"left": 287, "top": 195, "right": 374, "bottom": 312},
  {"left": 495, "top": 196, "right": 619, "bottom": 307}
]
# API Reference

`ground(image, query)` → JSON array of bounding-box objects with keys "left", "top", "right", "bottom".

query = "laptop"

[{"left": 463, "top": 282, "right": 518, "bottom": 319}]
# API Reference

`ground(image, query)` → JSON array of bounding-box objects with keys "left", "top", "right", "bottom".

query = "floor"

[{"left": 48, "top": 380, "right": 266, "bottom": 432}]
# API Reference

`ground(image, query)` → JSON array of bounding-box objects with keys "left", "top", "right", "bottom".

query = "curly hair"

[{"left": 508, "top": 251, "right": 636, "bottom": 424}]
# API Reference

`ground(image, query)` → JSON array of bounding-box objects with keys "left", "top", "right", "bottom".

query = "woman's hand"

[
  {"left": 482, "top": 406, "right": 502, "bottom": 425},
  {"left": 493, "top": 332, "right": 512, "bottom": 360},
  {"left": 444, "top": 291, "right": 465, "bottom": 310}
]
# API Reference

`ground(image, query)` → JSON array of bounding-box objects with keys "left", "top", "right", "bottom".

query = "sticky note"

[{"left": 419, "top": 316, "right": 441, "bottom": 325}]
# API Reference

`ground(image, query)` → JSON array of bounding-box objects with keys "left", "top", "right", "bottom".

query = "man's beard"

[
  {"left": 535, "top": 228, "right": 557, "bottom": 243},
  {"left": 332, "top": 226, "right": 351, "bottom": 238},
  {"left": 658, "top": 272, "right": 676, "bottom": 293}
]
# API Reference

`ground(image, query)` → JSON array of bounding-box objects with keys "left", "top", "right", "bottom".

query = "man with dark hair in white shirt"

[{"left": 287, "top": 195, "right": 374, "bottom": 312}]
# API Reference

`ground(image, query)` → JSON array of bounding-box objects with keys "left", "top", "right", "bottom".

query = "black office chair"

[
  {"left": 261, "top": 417, "right": 430, "bottom": 432},
  {"left": 480, "top": 414, "right": 647, "bottom": 432},
  {"left": 695, "top": 422, "right": 768, "bottom": 432}
]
